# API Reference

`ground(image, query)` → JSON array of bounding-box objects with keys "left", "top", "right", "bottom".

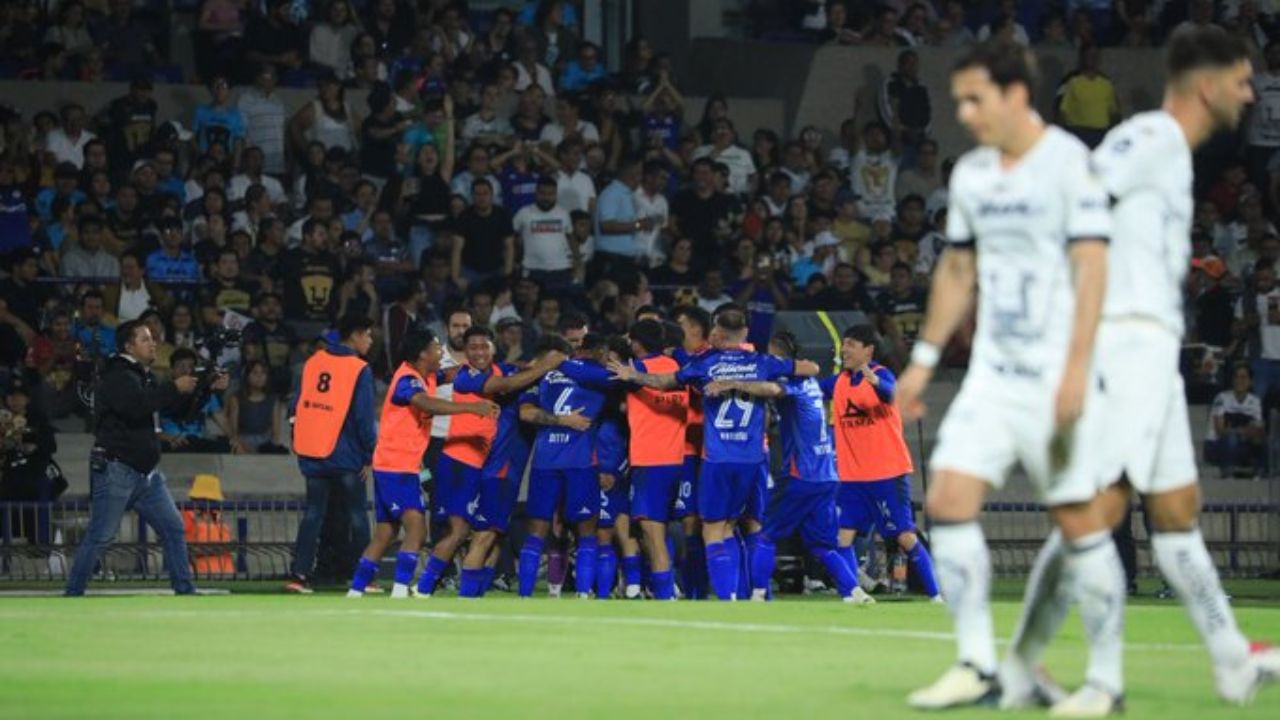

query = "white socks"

[
  {"left": 1008, "top": 529, "right": 1070, "bottom": 665},
  {"left": 932, "top": 522, "right": 996, "bottom": 674},
  {"left": 1152, "top": 529, "right": 1250, "bottom": 669},
  {"left": 1065, "top": 531, "right": 1126, "bottom": 696}
]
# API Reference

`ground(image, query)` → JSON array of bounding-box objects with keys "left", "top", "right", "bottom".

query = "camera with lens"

[{"left": 193, "top": 328, "right": 242, "bottom": 386}]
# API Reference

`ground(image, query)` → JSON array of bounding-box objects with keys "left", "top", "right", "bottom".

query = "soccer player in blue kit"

[
  {"left": 518, "top": 333, "right": 619, "bottom": 598},
  {"left": 610, "top": 305, "right": 819, "bottom": 600},
  {"left": 700, "top": 331, "right": 875, "bottom": 604}
]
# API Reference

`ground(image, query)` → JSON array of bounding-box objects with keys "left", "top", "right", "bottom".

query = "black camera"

[{"left": 193, "top": 328, "right": 242, "bottom": 385}]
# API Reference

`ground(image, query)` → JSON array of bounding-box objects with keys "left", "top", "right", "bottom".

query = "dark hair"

[
  {"left": 628, "top": 318, "right": 666, "bottom": 354},
  {"left": 559, "top": 312, "right": 589, "bottom": 333},
  {"left": 115, "top": 319, "right": 146, "bottom": 352},
  {"left": 80, "top": 288, "right": 104, "bottom": 306},
  {"left": 842, "top": 324, "right": 879, "bottom": 348},
  {"left": 1166, "top": 26, "right": 1250, "bottom": 81},
  {"left": 170, "top": 347, "right": 198, "bottom": 367},
  {"left": 302, "top": 217, "right": 325, "bottom": 238},
  {"left": 771, "top": 330, "right": 800, "bottom": 358},
  {"left": 634, "top": 304, "right": 663, "bottom": 320},
  {"left": 534, "top": 334, "right": 573, "bottom": 357},
  {"left": 399, "top": 330, "right": 439, "bottom": 364},
  {"left": 338, "top": 314, "right": 374, "bottom": 340},
  {"left": 536, "top": 175, "right": 558, "bottom": 190},
  {"left": 671, "top": 305, "right": 711, "bottom": 338},
  {"left": 579, "top": 332, "right": 608, "bottom": 354},
  {"left": 952, "top": 38, "right": 1039, "bottom": 93},
  {"left": 463, "top": 325, "right": 496, "bottom": 343},
  {"left": 643, "top": 159, "right": 669, "bottom": 177},
  {"left": 77, "top": 215, "right": 103, "bottom": 233},
  {"left": 713, "top": 304, "right": 748, "bottom": 333}
]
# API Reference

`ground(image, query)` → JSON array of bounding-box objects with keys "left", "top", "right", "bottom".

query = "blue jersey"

[
  {"left": 595, "top": 416, "right": 628, "bottom": 476},
  {"left": 454, "top": 362, "right": 536, "bottom": 478},
  {"left": 529, "top": 359, "right": 616, "bottom": 470},
  {"left": 776, "top": 377, "right": 838, "bottom": 483},
  {"left": 675, "top": 348, "right": 793, "bottom": 464}
]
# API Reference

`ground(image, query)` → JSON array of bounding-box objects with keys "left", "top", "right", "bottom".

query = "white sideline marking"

[{"left": 0, "top": 605, "right": 1205, "bottom": 652}]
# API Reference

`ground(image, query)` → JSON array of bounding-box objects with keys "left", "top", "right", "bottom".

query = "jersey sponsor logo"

[
  {"left": 839, "top": 399, "right": 892, "bottom": 428},
  {"left": 976, "top": 199, "right": 1036, "bottom": 217}
]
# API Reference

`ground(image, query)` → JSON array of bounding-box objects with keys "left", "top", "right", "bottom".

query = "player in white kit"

[
  {"left": 894, "top": 40, "right": 1125, "bottom": 713},
  {"left": 1001, "top": 26, "right": 1280, "bottom": 713}
]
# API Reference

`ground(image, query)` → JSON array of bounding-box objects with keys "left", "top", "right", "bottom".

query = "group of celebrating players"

[{"left": 300, "top": 26, "right": 1280, "bottom": 718}]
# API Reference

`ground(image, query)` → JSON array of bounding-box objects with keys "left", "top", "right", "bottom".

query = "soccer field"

[{"left": 3, "top": 588, "right": 1280, "bottom": 720}]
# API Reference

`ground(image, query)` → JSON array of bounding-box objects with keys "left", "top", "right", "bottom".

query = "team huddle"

[{"left": 288, "top": 27, "right": 1280, "bottom": 719}]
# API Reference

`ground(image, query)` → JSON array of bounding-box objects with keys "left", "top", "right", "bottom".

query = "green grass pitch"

[{"left": 2, "top": 584, "right": 1280, "bottom": 719}]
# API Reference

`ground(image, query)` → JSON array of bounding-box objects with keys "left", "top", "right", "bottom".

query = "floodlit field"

[{"left": 2, "top": 582, "right": 1280, "bottom": 719}]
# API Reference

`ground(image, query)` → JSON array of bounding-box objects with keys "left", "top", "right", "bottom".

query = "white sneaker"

[
  {"left": 844, "top": 587, "right": 876, "bottom": 605},
  {"left": 750, "top": 588, "right": 768, "bottom": 602},
  {"left": 929, "top": 595, "right": 945, "bottom": 604},
  {"left": 345, "top": 589, "right": 363, "bottom": 598},
  {"left": 577, "top": 592, "right": 591, "bottom": 599},
  {"left": 1049, "top": 684, "right": 1124, "bottom": 717},
  {"left": 999, "top": 659, "right": 1067, "bottom": 710},
  {"left": 548, "top": 583, "right": 563, "bottom": 598},
  {"left": 390, "top": 583, "right": 410, "bottom": 599},
  {"left": 907, "top": 663, "right": 999, "bottom": 710},
  {"left": 1215, "top": 641, "right": 1280, "bottom": 704},
  {"left": 624, "top": 584, "right": 642, "bottom": 599},
  {"left": 409, "top": 587, "right": 431, "bottom": 599}
]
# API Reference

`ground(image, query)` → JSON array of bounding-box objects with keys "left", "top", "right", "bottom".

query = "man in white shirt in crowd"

[
  {"left": 849, "top": 120, "right": 899, "bottom": 221},
  {"left": 633, "top": 160, "right": 671, "bottom": 266},
  {"left": 515, "top": 176, "right": 576, "bottom": 293},
  {"left": 228, "top": 147, "right": 288, "bottom": 207},
  {"left": 1205, "top": 364, "right": 1266, "bottom": 478},
  {"left": 60, "top": 216, "right": 120, "bottom": 279},
  {"left": 539, "top": 95, "right": 600, "bottom": 147},
  {"left": 237, "top": 65, "right": 288, "bottom": 176},
  {"left": 554, "top": 140, "right": 596, "bottom": 214},
  {"left": 46, "top": 104, "right": 96, "bottom": 169},
  {"left": 693, "top": 117, "right": 756, "bottom": 196},
  {"left": 462, "top": 83, "right": 515, "bottom": 148},
  {"left": 451, "top": 144, "right": 504, "bottom": 206},
  {"left": 1239, "top": 263, "right": 1280, "bottom": 403}
]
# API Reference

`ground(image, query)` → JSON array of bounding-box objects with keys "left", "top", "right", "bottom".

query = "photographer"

[
  {"left": 158, "top": 348, "right": 232, "bottom": 453},
  {"left": 64, "top": 320, "right": 220, "bottom": 596}
]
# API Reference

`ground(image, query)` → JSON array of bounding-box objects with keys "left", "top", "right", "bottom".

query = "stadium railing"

[{"left": 1, "top": 498, "right": 1275, "bottom": 584}]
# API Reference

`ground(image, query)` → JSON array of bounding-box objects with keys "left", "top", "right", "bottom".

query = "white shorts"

[
  {"left": 930, "top": 367, "right": 1098, "bottom": 506},
  {"left": 1077, "top": 318, "right": 1197, "bottom": 495}
]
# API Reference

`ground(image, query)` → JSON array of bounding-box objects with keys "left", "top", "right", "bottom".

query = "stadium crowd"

[{"left": 0, "top": 0, "right": 1278, "bottom": 590}]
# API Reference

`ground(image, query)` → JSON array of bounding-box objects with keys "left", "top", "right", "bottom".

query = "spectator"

[
  {"left": 44, "top": 1, "right": 94, "bottom": 58},
  {"left": 0, "top": 379, "right": 64, "bottom": 545},
  {"left": 193, "top": 75, "right": 247, "bottom": 166},
  {"left": 237, "top": 66, "right": 288, "bottom": 177},
  {"left": 367, "top": 0, "right": 415, "bottom": 59},
  {"left": 693, "top": 117, "right": 756, "bottom": 197},
  {"left": 358, "top": 83, "right": 407, "bottom": 186},
  {"left": 337, "top": 259, "right": 382, "bottom": 323},
  {"left": 462, "top": 83, "right": 515, "bottom": 148},
  {"left": 1190, "top": 255, "right": 1236, "bottom": 349},
  {"left": 849, "top": 121, "right": 898, "bottom": 221},
  {"left": 451, "top": 144, "right": 505, "bottom": 206},
  {"left": 363, "top": 211, "right": 415, "bottom": 277},
  {"left": 1115, "top": 0, "right": 1157, "bottom": 47},
  {"left": 978, "top": 2, "right": 1030, "bottom": 46},
  {"left": 512, "top": 176, "right": 573, "bottom": 291},
  {"left": 513, "top": 36, "right": 556, "bottom": 97},
  {"left": 240, "top": 292, "right": 298, "bottom": 395},
  {"left": 1205, "top": 365, "right": 1267, "bottom": 478},
  {"left": 530, "top": 0, "right": 577, "bottom": 70},
  {"left": 811, "top": 261, "right": 874, "bottom": 312},
  {"left": 289, "top": 74, "right": 360, "bottom": 159},
  {"left": 227, "top": 359, "right": 287, "bottom": 454},
  {"left": 1, "top": 249, "right": 56, "bottom": 333},
  {"left": 648, "top": 235, "right": 698, "bottom": 305},
  {"left": 96, "top": 0, "right": 159, "bottom": 73},
  {"left": 244, "top": 0, "right": 306, "bottom": 78},
  {"left": 60, "top": 215, "right": 120, "bottom": 279},
  {"left": 203, "top": 248, "right": 258, "bottom": 316},
  {"left": 25, "top": 310, "right": 79, "bottom": 419},
  {"left": 895, "top": 138, "right": 942, "bottom": 201},
  {"left": 880, "top": 50, "right": 932, "bottom": 155},
  {"left": 311, "top": 0, "right": 361, "bottom": 77},
  {"left": 633, "top": 160, "right": 672, "bottom": 265},
  {"left": 877, "top": 261, "right": 927, "bottom": 365},
  {"left": 897, "top": 2, "right": 931, "bottom": 47},
  {"left": 46, "top": 104, "right": 95, "bottom": 170},
  {"left": 73, "top": 288, "right": 117, "bottom": 359},
  {"left": 197, "top": 0, "right": 246, "bottom": 81},
  {"left": 727, "top": 239, "right": 789, "bottom": 348},
  {"left": 1247, "top": 42, "right": 1280, "bottom": 190},
  {"left": 103, "top": 251, "right": 171, "bottom": 324},
  {"left": 672, "top": 158, "right": 735, "bottom": 270},
  {"left": 560, "top": 41, "right": 607, "bottom": 92},
  {"left": 592, "top": 157, "right": 654, "bottom": 278},
  {"left": 159, "top": 348, "right": 232, "bottom": 453},
  {"left": 935, "top": 0, "right": 976, "bottom": 47},
  {"left": 281, "top": 218, "right": 341, "bottom": 332},
  {"left": 169, "top": 302, "right": 202, "bottom": 351},
  {"left": 819, "top": 1, "right": 860, "bottom": 45},
  {"left": 1056, "top": 44, "right": 1120, "bottom": 148},
  {"left": 540, "top": 95, "right": 600, "bottom": 147},
  {"left": 146, "top": 217, "right": 202, "bottom": 284}
]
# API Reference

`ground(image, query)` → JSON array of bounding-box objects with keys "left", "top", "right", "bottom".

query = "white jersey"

[
  {"left": 1091, "top": 111, "right": 1193, "bottom": 337},
  {"left": 945, "top": 126, "right": 1110, "bottom": 385}
]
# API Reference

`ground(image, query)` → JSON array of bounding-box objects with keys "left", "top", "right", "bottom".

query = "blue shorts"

[
  {"left": 436, "top": 454, "right": 482, "bottom": 523},
  {"left": 598, "top": 474, "right": 631, "bottom": 529},
  {"left": 837, "top": 475, "right": 917, "bottom": 537},
  {"left": 763, "top": 479, "right": 838, "bottom": 551},
  {"left": 373, "top": 470, "right": 426, "bottom": 523},
  {"left": 742, "top": 462, "right": 771, "bottom": 523},
  {"left": 472, "top": 474, "right": 520, "bottom": 533},
  {"left": 630, "top": 464, "right": 682, "bottom": 523},
  {"left": 527, "top": 467, "right": 600, "bottom": 524},
  {"left": 698, "top": 461, "right": 763, "bottom": 523},
  {"left": 673, "top": 455, "right": 700, "bottom": 519}
]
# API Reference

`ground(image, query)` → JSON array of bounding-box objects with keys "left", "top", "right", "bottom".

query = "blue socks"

[
  {"left": 682, "top": 537, "right": 707, "bottom": 600},
  {"left": 817, "top": 548, "right": 857, "bottom": 597},
  {"left": 909, "top": 541, "right": 941, "bottom": 597},
  {"left": 394, "top": 552, "right": 418, "bottom": 586},
  {"left": 751, "top": 538, "right": 776, "bottom": 593},
  {"left": 740, "top": 531, "right": 760, "bottom": 598},
  {"left": 351, "top": 557, "right": 378, "bottom": 593},
  {"left": 416, "top": 555, "right": 448, "bottom": 595},
  {"left": 706, "top": 541, "right": 736, "bottom": 600},
  {"left": 518, "top": 535, "right": 545, "bottom": 597},
  {"left": 622, "top": 554, "right": 642, "bottom": 589},
  {"left": 840, "top": 545, "right": 860, "bottom": 584},
  {"left": 575, "top": 537, "right": 599, "bottom": 595},
  {"left": 480, "top": 566, "right": 496, "bottom": 596},
  {"left": 651, "top": 570, "right": 675, "bottom": 600},
  {"left": 458, "top": 567, "right": 486, "bottom": 597},
  {"left": 596, "top": 544, "right": 618, "bottom": 598},
  {"left": 725, "top": 535, "right": 745, "bottom": 600}
]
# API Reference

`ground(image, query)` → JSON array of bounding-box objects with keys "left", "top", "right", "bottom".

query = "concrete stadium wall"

[{"left": 0, "top": 80, "right": 784, "bottom": 153}]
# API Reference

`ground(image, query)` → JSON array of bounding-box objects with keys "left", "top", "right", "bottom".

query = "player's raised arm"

[
  {"left": 411, "top": 392, "right": 500, "bottom": 418},
  {"left": 482, "top": 350, "right": 568, "bottom": 395},
  {"left": 608, "top": 359, "right": 680, "bottom": 390}
]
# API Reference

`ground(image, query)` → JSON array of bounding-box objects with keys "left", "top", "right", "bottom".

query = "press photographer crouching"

[{"left": 64, "top": 320, "right": 228, "bottom": 596}]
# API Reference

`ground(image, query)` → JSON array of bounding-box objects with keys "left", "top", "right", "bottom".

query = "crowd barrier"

[{"left": 2, "top": 499, "right": 1274, "bottom": 584}]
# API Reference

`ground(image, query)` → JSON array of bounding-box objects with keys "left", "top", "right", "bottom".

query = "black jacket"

[{"left": 94, "top": 354, "right": 194, "bottom": 473}]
